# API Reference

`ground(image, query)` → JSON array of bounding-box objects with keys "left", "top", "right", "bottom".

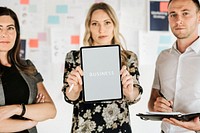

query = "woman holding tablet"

[{"left": 62, "top": 2, "right": 143, "bottom": 132}]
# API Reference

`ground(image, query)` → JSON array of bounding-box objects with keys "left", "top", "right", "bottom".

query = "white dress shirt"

[{"left": 152, "top": 38, "right": 200, "bottom": 133}]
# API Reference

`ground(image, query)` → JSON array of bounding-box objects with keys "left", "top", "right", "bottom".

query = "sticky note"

[
  {"left": 159, "top": 35, "right": 171, "bottom": 44},
  {"left": 160, "top": 2, "right": 168, "bottom": 12},
  {"left": 20, "top": 0, "right": 29, "bottom": 5},
  {"left": 56, "top": 5, "right": 68, "bottom": 13},
  {"left": 48, "top": 16, "right": 60, "bottom": 24},
  {"left": 38, "top": 32, "right": 46, "bottom": 41},
  {"left": 29, "top": 5, "right": 37, "bottom": 13},
  {"left": 29, "top": 39, "right": 38, "bottom": 48},
  {"left": 71, "top": 35, "right": 80, "bottom": 45}
]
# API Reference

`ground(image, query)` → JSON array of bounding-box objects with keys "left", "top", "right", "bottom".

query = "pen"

[
  {"left": 159, "top": 91, "right": 167, "bottom": 99},
  {"left": 68, "top": 84, "right": 74, "bottom": 93},
  {"left": 159, "top": 91, "right": 173, "bottom": 108}
]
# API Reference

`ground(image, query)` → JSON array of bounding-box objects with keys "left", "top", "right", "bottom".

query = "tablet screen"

[{"left": 80, "top": 45, "right": 122, "bottom": 102}]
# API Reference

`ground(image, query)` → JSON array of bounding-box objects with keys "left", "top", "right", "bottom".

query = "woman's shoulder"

[
  {"left": 65, "top": 50, "right": 80, "bottom": 63},
  {"left": 20, "top": 59, "right": 35, "bottom": 67},
  {"left": 125, "top": 50, "right": 136, "bottom": 55},
  {"left": 123, "top": 50, "right": 138, "bottom": 59},
  {"left": 66, "top": 50, "right": 80, "bottom": 57}
]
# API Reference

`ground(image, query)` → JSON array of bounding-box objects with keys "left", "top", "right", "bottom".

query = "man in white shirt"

[{"left": 148, "top": 0, "right": 200, "bottom": 132}]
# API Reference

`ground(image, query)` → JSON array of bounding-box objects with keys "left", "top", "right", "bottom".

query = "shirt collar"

[
  {"left": 190, "top": 37, "right": 200, "bottom": 54},
  {"left": 170, "top": 37, "right": 200, "bottom": 54},
  {"left": 170, "top": 42, "right": 180, "bottom": 54}
]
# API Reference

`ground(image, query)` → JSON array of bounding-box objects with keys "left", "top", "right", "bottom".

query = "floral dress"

[{"left": 62, "top": 50, "right": 143, "bottom": 133}]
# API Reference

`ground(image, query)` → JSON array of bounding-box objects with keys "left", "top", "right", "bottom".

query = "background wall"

[{"left": 0, "top": 0, "right": 176, "bottom": 132}]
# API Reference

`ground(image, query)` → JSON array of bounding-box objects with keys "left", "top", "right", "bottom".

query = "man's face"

[{"left": 168, "top": 0, "right": 200, "bottom": 39}]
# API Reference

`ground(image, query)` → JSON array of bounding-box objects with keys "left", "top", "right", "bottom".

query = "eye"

[
  {"left": 183, "top": 12, "right": 189, "bottom": 16},
  {"left": 7, "top": 26, "right": 15, "bottom": 30},
  {"left": 169, "top": 13, "right": 177, "bottom": 18},
  {"left": 105, "top": 21, "right": 112, "bottom": 25},
  {"left": 91, "top": 22, "right": 98, "bottom": 26},
  {"left": 106, "top": 21, "right": 111, "bottom": 25}
]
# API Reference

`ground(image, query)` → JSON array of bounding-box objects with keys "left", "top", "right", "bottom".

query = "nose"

[
  {"left": 176, "top": 15, "right": 183, "bottom": 25},
  {"left": 99, "top": 24, "right": 105, "bottom": 33},
  {"left": 0, "top": 34, "right": 6, "bottom": 38},
  {"left": 0, "top": 29, "right": 8, "bottom": 38}
]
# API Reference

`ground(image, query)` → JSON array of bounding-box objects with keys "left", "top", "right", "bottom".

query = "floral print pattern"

[{"left": 62, "top": 50, "right": 142, "bottom": 133}]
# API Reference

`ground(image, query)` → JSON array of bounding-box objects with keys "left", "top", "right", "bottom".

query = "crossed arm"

[{"left": 0, "top": 82, "right": 56, "bottom": 132}]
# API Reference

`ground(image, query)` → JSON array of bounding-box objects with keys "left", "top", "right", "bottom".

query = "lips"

[
  {"left": 174, "top": 25, "right": 185, "bottom": 30},
  {"left": 0, "top": 41, "right": 10, "bottom": 43},
  {"left": 173, "top": 27, "right": 186, "bottom": 32},
  {"left": 175, "top": 28, "right": 184, "bottom": 30},
  {"left": 98, "top": 35, "right": 107, "bottom": 39}
]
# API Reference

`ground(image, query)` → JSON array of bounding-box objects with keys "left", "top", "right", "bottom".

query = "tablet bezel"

[{"left": 80, "top": 44, "right": 122, "bottom": 102}]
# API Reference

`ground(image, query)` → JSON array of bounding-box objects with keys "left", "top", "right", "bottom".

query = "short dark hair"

[{"left": 168, "top": 0, "right": 200, "bottom": 11}]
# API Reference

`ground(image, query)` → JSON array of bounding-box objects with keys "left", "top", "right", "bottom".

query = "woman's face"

[
  {"left": 0, "top": 15, "right": 16, "bottom": 52},
  {"left": 90, "top": 9, "right": 114, "bottom": 46}
]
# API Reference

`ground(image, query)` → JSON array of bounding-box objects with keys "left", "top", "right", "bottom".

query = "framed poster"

[
  {"left": 20, "top": 39, "right": 26, "bottom": 59},
  {"left": 148, "top": 0, "right": 169, "bottom": 31}
]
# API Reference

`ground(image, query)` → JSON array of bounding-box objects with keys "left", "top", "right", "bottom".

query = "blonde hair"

[{"left": 83, "top": 2, "right": 128, "bottom": 65}]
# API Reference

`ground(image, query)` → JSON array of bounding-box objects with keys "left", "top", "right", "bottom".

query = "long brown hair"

[
  {"left": 83, "top": 2, "right": 129, "bottom": 66},
  {"left": 0, "top": 7, "right": 35, "bottom": 76}
]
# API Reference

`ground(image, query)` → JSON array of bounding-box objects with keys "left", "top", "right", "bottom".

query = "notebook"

[{"left": 136, "top": 112, "right": 200, "bottom": 121}]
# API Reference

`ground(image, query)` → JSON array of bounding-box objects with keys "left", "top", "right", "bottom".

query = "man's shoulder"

[{"left": 159, "top": 48, "right": 171, "bottom": 55}]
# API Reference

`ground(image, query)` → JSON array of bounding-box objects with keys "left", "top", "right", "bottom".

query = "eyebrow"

[
  {"left": 91, "top": 19, "right": 111, "bottom": 22},
  {"left": 180, "top": 9, "right": 190, "bottom": 12},
  {"left": 0, "top": 24, "right": 15, "bottom": 27},
  {"left": 169, "top": 9, "right": 190, "bottom": 14}
]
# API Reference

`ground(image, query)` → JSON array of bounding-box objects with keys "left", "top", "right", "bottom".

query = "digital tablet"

[{"left": 80, "top": 45, "right": 122, "bottom": 102}]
